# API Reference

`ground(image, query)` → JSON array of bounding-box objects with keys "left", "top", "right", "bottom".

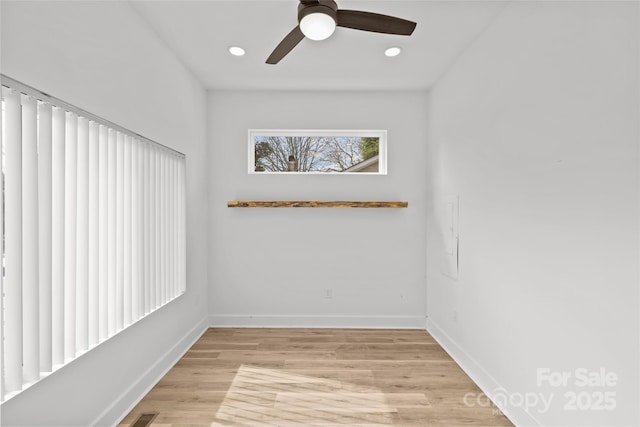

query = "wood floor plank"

[
  {"left": 120, "top": 328, "right": 513, "bottom": 426},
  {"left": 217, "top": 350, "right": 338, "bottom": 361}
]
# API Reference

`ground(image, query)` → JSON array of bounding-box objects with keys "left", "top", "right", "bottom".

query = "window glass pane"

[{"left": 249, "top": 130, "right": 386, "bottom": 174}]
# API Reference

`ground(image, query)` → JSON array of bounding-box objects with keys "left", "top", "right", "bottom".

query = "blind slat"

[
  {"left": 51, "top": 106, "right": 66, "bottom": 367},
  {"left": 22, "top": 95, "right": 40, "bottom": 384},
  {"left": 0, "top": 85, "right": 5, "bottom": 400},
  {"left": 88, "top": 121, "right": 100, "bottom": 346},
  {"left": 169, "top": 157, "right": 176, "bottom": 300},
  {"left": 63, "top": 112, "right": 78, "bottom": 361},
  {"left": 143, "top": 143, "right": 151, "bottom": 315},
  {"left": 107, "top": 129, "right": 117, "bottom": 336},
  {"left": 149, "top": 148, "right": 156, "bottom": 310},
  {"left": 155, "top": 149, "right": 161, "bottom": 308},
  {"left": 131, "top": 139, "right": 139, "bottom": 322},
  {"left": 38, "top": 102, "right": 53, "bottom": 373},
  {"left": 3, "top": 88, "right": 23, "bottom": 394},
  {"left": 115, "top": 132, "right": 124, "bottom": 331},
  {"left": 98, "top": 125, "right": 109, "bottom": 342},
  {"left": 123, "top": 136, "right": 132, "bottom": 326},
  {"left": 76, "top": 117, "right": 89, "bottom": 353},
  {"left": 180, "top": 161, "right": 187, "bottom": 292},
  {"left": 160, "top": 154, "right": 166, "bottom": 305}
]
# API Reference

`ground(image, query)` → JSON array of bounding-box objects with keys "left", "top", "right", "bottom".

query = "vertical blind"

[{"left": 0, "top": 77, "right": 187, "bottom": 402}]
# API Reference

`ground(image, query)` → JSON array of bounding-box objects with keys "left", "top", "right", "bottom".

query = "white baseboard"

[
  {"left": 426, "top": 318, "right": 541, "bottom": 427},
  {"left": 93, "top": 315, "right": 209, "bottom": 427},
  {"left": 209, "top": 314, "right": 427, "bottom": 329}
]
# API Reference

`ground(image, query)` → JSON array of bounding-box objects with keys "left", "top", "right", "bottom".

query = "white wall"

[
  {"left": 426, "top": 1, "right": 639, "bottom": 426},
  {"left": 208, "top": 91, "right": 428, "bottom": 328},
  {"left": 1, "top": 1, "right": 209, "bottom": 425}
]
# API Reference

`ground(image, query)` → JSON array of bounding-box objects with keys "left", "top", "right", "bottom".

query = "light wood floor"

[{"left": 118, "top": 328, "right": 513, "bottom": 426}]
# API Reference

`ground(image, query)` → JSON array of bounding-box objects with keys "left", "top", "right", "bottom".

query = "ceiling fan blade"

[
  {"left": 266, "top": 26, "right": 305, "bottom": 64},
  {"left": 336, "top": 10, "right": 416, "bottom": 36}
]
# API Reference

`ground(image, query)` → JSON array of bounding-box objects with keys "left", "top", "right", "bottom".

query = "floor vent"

[{"left": 131, "top": 412, "right": 159, "bottom": 427}]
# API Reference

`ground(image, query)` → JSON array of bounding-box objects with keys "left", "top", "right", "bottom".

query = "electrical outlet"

[{"left": 324, "top": 289, "right": 333, "bottom": 299}]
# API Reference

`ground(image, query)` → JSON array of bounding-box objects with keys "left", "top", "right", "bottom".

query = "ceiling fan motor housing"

[{"left": 298, "top": 1, "right": 338, "bottom": 24}]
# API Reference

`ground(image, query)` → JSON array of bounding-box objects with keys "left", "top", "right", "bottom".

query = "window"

[
  {"left": 249, "top": 129, "right": 387, "bottom": 174},
  {"left": 0, "top": 76, "right": 186, "bottom": 402}
]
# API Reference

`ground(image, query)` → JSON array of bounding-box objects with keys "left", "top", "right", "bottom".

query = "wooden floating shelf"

[{"left": 227, "top": 201, "right": 408, "bottom": 209}]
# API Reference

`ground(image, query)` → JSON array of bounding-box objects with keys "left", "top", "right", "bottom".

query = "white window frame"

[{"left": 248, "top": 129, "right": 387, "bottom": 175}]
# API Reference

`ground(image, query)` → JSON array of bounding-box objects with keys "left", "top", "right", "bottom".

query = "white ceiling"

[{"left": 129, "top": 0, "right": 507, "bottom": 91}]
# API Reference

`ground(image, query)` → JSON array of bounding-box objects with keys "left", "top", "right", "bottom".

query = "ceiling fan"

[{"left": 266, "top": 0, "right": 417, "bottom": 64}]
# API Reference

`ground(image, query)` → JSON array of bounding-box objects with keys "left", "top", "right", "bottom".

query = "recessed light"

[
  {"left": 229, "top": 46, "right": 245, "bottom": 57},
  {"left": 385, "top": 47, "right": 402, "bottom": 57}
]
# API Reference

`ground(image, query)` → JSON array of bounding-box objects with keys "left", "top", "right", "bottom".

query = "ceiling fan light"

[{"left": 300, "top": 12, "right": 336, "bottom": 41}]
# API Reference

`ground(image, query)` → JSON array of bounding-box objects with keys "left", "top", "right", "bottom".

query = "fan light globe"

[{"left": 300, "top": 12, "right": 336, "bottom": 40}]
